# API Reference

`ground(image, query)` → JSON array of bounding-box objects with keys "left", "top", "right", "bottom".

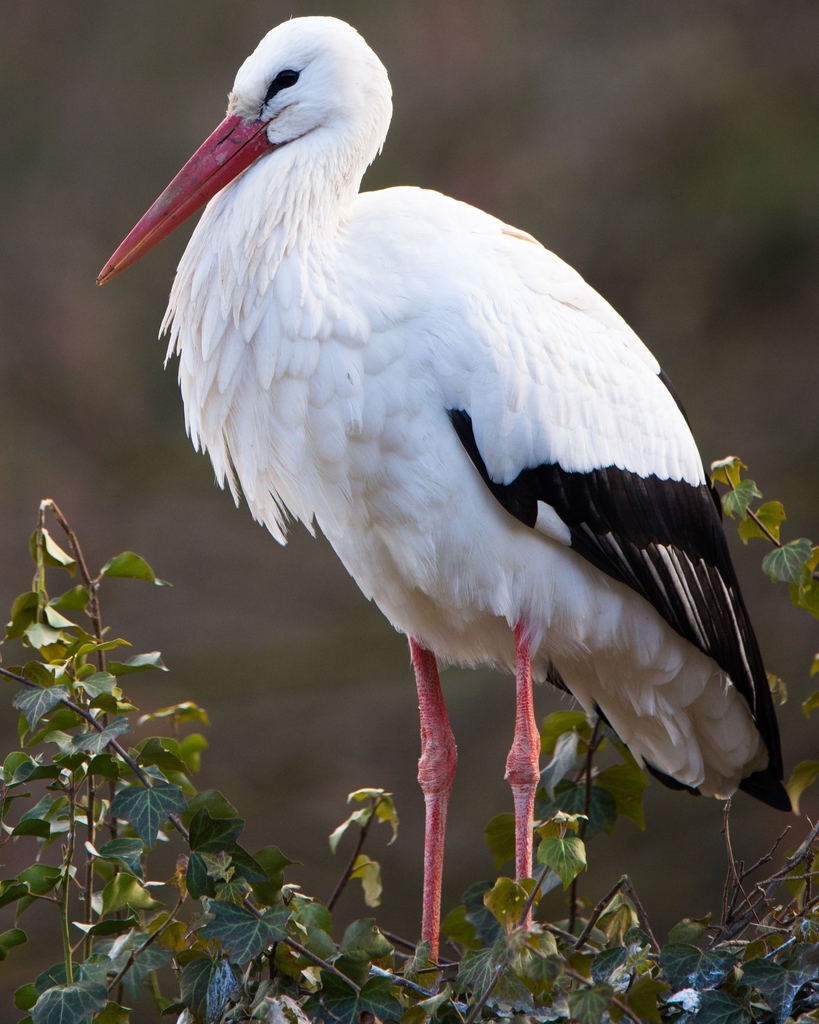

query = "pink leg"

[
  {"left": 505, "top": 624, "right": 541, "bottom": 889},
  {"left": 410, "top": 638, "right": 457, "bottom": 962}
]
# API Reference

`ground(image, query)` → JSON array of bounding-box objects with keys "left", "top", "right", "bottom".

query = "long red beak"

[{"left": 97, "top": 114, "right": 276, "bottom": 285}]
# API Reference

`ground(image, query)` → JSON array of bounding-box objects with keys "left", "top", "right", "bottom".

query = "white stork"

[{"left": 98, "top": 16, "right": 788, "bottom": 958}]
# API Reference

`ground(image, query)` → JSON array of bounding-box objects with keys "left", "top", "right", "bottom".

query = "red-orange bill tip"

[{"left": 97, "top": 113, "right": 276, "bottom": 286}]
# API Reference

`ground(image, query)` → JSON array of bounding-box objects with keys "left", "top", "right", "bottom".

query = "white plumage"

[{"left": 101, "top": 13, "right": 787, "bottom": 955}]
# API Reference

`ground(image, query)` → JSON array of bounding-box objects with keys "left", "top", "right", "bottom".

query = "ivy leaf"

[
  {"left": 627, "top": 976, "right": 669, "bottom": 1023},
  {"left": 32, "top": 529, "right": 76, "bottom": 574},
  {"left": 591, "top": 947, "right": 629, "bottom": 984},
  {"left": 802, "top": 691, "right": 819, "bottom": 719},
  {"left": 199, "top": 902, "right": 291, "bottom": 964},
  {"left": 305, "top": 973, "right": 402, "bottom": 1024},
  {"left": 180, "top": 956, "right": 241, "bottom": 1024},
  {"left": 118, "top": 941, "right": 173, "bottom": 999},
  {"left": 762, "top": 538, "right": 813, "bottom": 584},
  {"left": 693, "top": 990, "right": 752, "bottom": 1024},
  {"left": 536, "top": 831, "right": 581, "bottom": 888},
  {"left": 722, "top": 479, "right": 762, "bottom": 519},
  {"left": 182, "top": 790, "right": 238, "bottom": 828},
  {"left": 540, "top": 711, "right": 589, "bottom": 755},
  {"left": 455, "top": 941, "right": 508, "bottom": 999},
  {"left": 186, "top": 854, "right": 215, "bottom": 900},
  {"left": 709, "top": 457, "right": 746, "bottom": 489},
  {"left": 31, "top": 982, "right": 108, "bottom": 1024},
  {"left": 741, "top": 957, "right": 815, "bottom": 1024},
  {"left": 348, "top": 854, "right": 382, "bottom": 907},
  {"left": 659, "top": 943, "right": 737, "bottom": 991},
  {"left": 440, "top": 905, "right": 479, "bottom": 951},
  {"left": 101, "top": 873, "right": 163, "bottom": 915},
  {"left": 188, "top": 809, "right": 244, "bottom": 851},
  {"left": 111, "top": 783, "right": 186, "bottom": 846},
  {"left": 108, "top": 652, "right": 168, "bottom": 675},
  {"left": 786, "top": 760, "right": 819, "bottom": 815},
  {"left": 0, "top": 927, "right": 28, "bottom": 960},
  {"left": 340, "top": 918, "right": 393, "bottom": 962},
  {"left": 12, "top": 686, "right": 70, "bottom": 731},
  {"left": 12, "top": 818, "right": 51, "bottom": 839},
  {"left": 595, "top": 760, "right": 650, "bottom": 829},
  {"left": 0, "top": 881, "right": 30, "bottom": 910},
  {"left": 483, "top": 877, "right": 528, "bottom": 931},
  {"left": 70, "top": 716, "right": 131, "bottom": 755},
  {"left": 790, "top": 553, "right": 819, "bottom": 621},
  {"left": 49, "top": 587, "right": 90, "bottom": 612},
  {"left": 668, "top": 913, "right": 712, "bottom": 945},
  {"left": 540, "top": 729, "right": 580, "bottom": 799},
  {"left": 78, "top": 673, "right": 119, "bottom": 698},
  {"left": 100, "top": 552, "right": 169, "bottom": 586},
  {"left": 568, "top": 983, "right": 614, "bottom": 1024},
  {"left": 136, "top": 737, "right": 189, "bottom": 775},
  {"left": 94, "top": 838, "right": 145, "bottom": 879},
  {"left": 463, "top": 881, "right": 503, "bottom": 947},
  {"left": 738, "top": 501, "right": 786, "bottom": 544},
  {"left": 484, "top": 812, "right": 516, "bottom": 870},
  {"left": 536, "top": 780, "right": 616, "bottom": 839}
]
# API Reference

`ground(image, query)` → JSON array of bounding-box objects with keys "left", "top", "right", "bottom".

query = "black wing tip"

[
  {"left": 645, "top": 761, "right": 702, "bottom": 796},
  {"left": 739, "top": 769, "right": 792, "bottom": 812}
]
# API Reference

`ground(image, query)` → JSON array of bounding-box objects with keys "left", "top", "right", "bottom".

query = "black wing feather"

[{"left": 447, "top": 408, "right": 787, "bottom": 809}]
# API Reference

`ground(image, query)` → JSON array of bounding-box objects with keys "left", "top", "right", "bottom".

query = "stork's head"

[{"left": 97, "top": 17, "right": 392, "bottom": 285}]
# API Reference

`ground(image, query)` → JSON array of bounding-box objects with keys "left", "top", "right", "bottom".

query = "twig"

[
  {"left": 739, "top": 826, "right": 791, "bottom": 881},
  {"left": 574, "top": 876, "right": 626, "bottom": 949},
  {"left": 108, "top": 892, "right": 185, "bottom": 992},
  {"left": 327, "top": 797, "right": 380, "bottom": 911},
  {"left": 620, "top": 878, "right": 659, "bottom": 953},
  {"left": 568, "top": 719, "right": 601, "bottom": 934}
]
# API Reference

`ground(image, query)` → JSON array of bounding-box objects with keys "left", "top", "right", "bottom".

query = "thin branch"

[
  {"left": 620, "top": 878, "right": 659, "bottom": 953},
  {"left": 108, "top": 892, "right": 185, "bottom": 992},
  {"left": 327, "top": 799, "right": 379, "bottom": 911},
  {"left": 574, "top": 876, "right": 626, "bottom": 949}
]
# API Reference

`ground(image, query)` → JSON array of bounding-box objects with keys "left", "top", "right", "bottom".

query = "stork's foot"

[
  {"left": 410, "top": 638, "right": 457, "bottom": 961},
  {"left": 505, "top": 624, "right": 541, "bottom": 916}
]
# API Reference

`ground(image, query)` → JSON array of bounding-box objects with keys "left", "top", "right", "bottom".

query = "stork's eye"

[{"left": 264, "top": 69, "right": 300, "bottom": 104}]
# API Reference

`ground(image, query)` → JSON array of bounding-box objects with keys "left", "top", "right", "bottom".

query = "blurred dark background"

[{"left": 1, "top": 0, "right": 818, "bottom": 1018}]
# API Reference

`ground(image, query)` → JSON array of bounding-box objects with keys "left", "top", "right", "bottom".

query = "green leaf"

[
  {"left": 540, "top": 710, "right": 589, "bottom": 755},
  {"left": 483, "top": 876, "right": 528, "bottom": 931},
  {"left": 186, "top": 854, "right": 216, "bottom": 900},
  {"left": 15, "top": 984, "right": 39, "bottom": 1011},
  {"left": 537, "top": 834, "right": 586, "bottom": 888},
  {"left": 540, "top": 729, "right": 580, "bottom": 799},
  {"left": 340, "top": 918, "right": 393, "bottom": 962},
  {"left": 180, "top": 956, "right": 241, "bottom": 1024},
  {"left": 34, "top": 964, "right": 82, "bottom": 994},
  {"left": 179, "top": 733, "right": 208, "bottom": 772},
  {"left": 710, "top": 456, "right": 746, "bottom": 489},
  {"left": 305, "top": 973, "right": 402, "bottom": 1024},
  {"left": 199, "top": 902, "right": 291, "bottom": 964},
  {"left": 738, "top": 501, "right": 786, "bottom": 544},
  {"left": 33, "top": 529, "right": 76, "bottom": 574},
  {"left": 78, "top": 673, "right": 119, "bottom": 698},
  {"left": 136, "top": 737, "right": 189, "bottom": 775},
  {"left": 70, "top": 716, "right": 131, "bottom": 755},
  {"left": 18, "top": 865, "right": 62, "bottom": 896},
  {"left": 568, "top": 983, "right": 614, "bottom": 1024},
  {"left": 536, "top": 781, "right": 616, "bottom": 839},
  {"left": 25, "top": 623, "right": 64, "bottom": 650},
  {"left": 74, "top": 917, "right": 137, "bottom": 937},
  {"left": 329, "top": 807, "right": 371, "bottom": 854},
  {"left": 627, "top": 976, "right": 669, "bottom": 1023},
  {"left": 786, "top": 760, "right": 819, "bottom": 815},
  {"left": 659, "top": 943, "right": 737, "bottom": 991},
  {"left": 762, "top": 538, "right": 814, "bottom": 584},
  {"left": 349, "top": 854, "right": 382, "bottom": 907},
  {"left": 591, "top": 947, "right": 629, "bottom": 984},
  {"left": 12, "top": 817, "right": 51, "bottom": 838},
  {"left": 455, "top": 941, "right": 507, "bottom": 999},
  {"left": 189, "top": 809, "right": 243, "bottom": 851},
  {"left": 741, "top": 957, "right": 816, "bottom": 1024},
  {"left": 803, "top": 691, "right": 819, "bottom": 719},
  {"left": 49, "top": 587, "right": 90, "bottom": 612},
  {"left": 117, "top": 941, "right": 173, "bottom": 999},
  {"left": 668, "top": 912, "right": 712, "bottom": 945},
  {"left": 138, "top": 701, "right": 209, "bottom": 727},
  {"left": 100, "top": 552, "right": 169, "bottom": 586},
  {"left": 182, "top": 790, "right": 237, "bottom": 827},
  {"left": 722, "top": 479, "right": 762, "bottom": 519},
  {"left": 440, "top": 904, "right": 479, "bottom": 951},
  {"left": 0, "top": 881, "right": 30, "bottom": 910},
  {"left": 87, "top": 754, "right": 121, "bottom": 781},
  {"left": 595, "top": 761, "right": 650, "bottom": 829},
  {"left": 31, "top": 982, "right": 107, "bottom": 1024},
  {"left": 10, "top": 688, "right": 69, "bottom": 737},
  {"left": 111, "top": 783, "right": 186, "bottom": 846},
  {"left": 463, "top": 880, "right": 504, "bottom": 947},
  {"left": 101, "top": 873, "right": 163, "bottom": 915},
  {"left": 108, "top": 651, "right": 168, "bottom": 675},
  {"left": 0, "top": 927, "right": 27, "bottom": 960},
  {"left": 95, "top": 838, "right": 145, "bottom": 878},
  {"left": 92, "top": 1004, "right": 131, "bottom": 1024},
  {"left": 484, "top": 812, "right": 516, "bottom": 870},
  {"left": 693, "top": 990, "right": 751, "bottom": 1024}
]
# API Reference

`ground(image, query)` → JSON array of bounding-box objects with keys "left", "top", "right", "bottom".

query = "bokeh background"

[{"left": 1, "top": 0, "right": 818, "bottom": 1018}]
